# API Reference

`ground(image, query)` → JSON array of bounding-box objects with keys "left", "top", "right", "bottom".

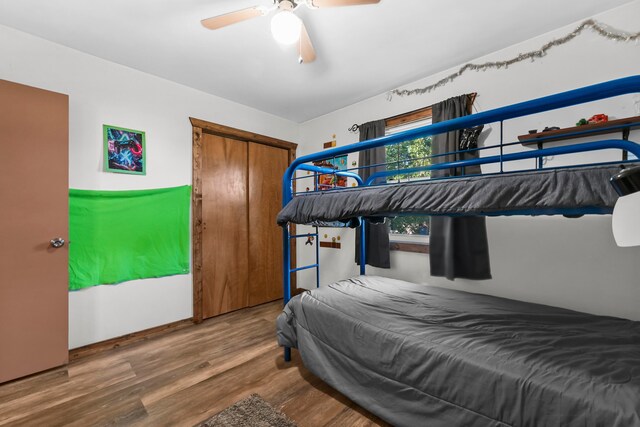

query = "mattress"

[
  {"left": 276, "top": 276, "right": 640, "bottom": 427},
  {"left": 276, "top": 164, "right": 629, "bottom": 226}
]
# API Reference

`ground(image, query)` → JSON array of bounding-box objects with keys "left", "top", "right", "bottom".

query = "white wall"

[
  {"left": 0, "top": 24, "right": 299, "bottom": 349},
  {"left": 297, "top": 1, "right": 640, "bottom": 321},
  {"left": 1, "top": 1, "right": 639, "bottom": 349}
]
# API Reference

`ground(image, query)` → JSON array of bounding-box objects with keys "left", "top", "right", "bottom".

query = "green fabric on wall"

[{"left": 69, "top": 186, "right": 191, "bottom": 290}]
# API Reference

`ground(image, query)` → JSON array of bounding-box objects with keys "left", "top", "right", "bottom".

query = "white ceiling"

[{"left": 0, "top": 0, "right": 632, "bottom": 122}]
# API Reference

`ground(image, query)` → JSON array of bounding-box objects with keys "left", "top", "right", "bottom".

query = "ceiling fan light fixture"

[{"left": 270, "top": 10, "right": 302, "bottom": 45}]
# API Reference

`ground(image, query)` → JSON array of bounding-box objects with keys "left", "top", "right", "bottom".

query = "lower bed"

[{"left": 276, "top": 276, "right": 640, "bottom": 427}]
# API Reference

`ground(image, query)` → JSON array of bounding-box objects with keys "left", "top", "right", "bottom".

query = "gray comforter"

[
  {"left": 276, "top": 276, "right": 640, "bottom": 427},
  {"left": 277, "top": 165, "right": 627, "bottom": 226}
]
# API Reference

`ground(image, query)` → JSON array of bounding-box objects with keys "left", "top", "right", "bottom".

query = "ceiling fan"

[{"left": 201, "top": 0, "right": 381, "bottom": 64}]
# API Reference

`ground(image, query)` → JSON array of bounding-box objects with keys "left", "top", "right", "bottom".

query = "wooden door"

[
  {"left": 0, "top": 80, "right": 69, "bottom": 383},
  {"left": 248, "top": 142, "right": 288, "bottom": 306},
  {"left": 201, "top": 134, "right": 249, "bottom": 318}
]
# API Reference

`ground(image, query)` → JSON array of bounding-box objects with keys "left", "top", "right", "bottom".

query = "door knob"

[{"left": 50, "top": 238, "right": 65, "bottom": 248}]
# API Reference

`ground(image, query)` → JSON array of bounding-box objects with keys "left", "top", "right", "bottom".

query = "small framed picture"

[{"left": 103, "top": 124, "right": 146, "bottom": 175}]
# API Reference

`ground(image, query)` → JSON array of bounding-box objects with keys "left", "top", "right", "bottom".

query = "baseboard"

[{"left": 69, "top": 318, "right": 194, "bottom": 361}]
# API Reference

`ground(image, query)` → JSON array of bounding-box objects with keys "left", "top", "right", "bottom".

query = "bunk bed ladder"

[
  {"left": 283, "top": 219, "right": 365, "bottom": 362},
  {"left": 283, "top": 226, "right": 323, "bottom": 362}
]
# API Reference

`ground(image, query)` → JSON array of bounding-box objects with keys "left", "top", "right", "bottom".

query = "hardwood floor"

[{"left": 0, "top": 301, "right": 389, "bottom": 427}]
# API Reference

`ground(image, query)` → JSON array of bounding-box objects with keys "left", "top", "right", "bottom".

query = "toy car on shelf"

[{"left": 588, "top": 114, "right": 609, "bottom": 124}]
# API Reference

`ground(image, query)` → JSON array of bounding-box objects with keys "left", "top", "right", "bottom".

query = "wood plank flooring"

[{"left": 0, "top": 301, "right": 389, "bottom": 427}]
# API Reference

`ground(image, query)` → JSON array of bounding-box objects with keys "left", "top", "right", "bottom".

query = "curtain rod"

[{"left": 348, "top": 92, "right": 478, "bottom": 133}]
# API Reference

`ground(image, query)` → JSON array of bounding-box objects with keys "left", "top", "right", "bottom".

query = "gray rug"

[{"left": 195, "top": 394, "right": 298, "bottom": 427}]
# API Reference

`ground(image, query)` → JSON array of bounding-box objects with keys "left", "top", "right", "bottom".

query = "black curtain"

[
  {"left": 429, "top": 95, "right": 491, "bottom": 280},
  {"left": 355, "top": 120, "right": 390, "bottom": 268}
]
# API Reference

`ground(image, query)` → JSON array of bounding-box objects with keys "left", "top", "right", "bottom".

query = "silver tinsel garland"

[{"left": 388, "top": 19, "right": 640, "bottom": 99}]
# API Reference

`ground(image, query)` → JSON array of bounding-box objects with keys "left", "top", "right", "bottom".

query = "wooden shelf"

[
  {"left": 518, "top": 115, "right": 640, "bottom": 146},
  {"left": 390, "top": 241, "right": 429, "bottom": 254},
  {"left": 320, "top": 241, "right": 341, "bottom": 249}
]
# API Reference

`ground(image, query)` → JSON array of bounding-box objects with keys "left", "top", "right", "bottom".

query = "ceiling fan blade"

[
  {"left": 201, "top": 6, "right": 266, "bottom": 30},
  {"left": 309, "top": 0, "right": 380, "bottom": 7},
  {"left": 299, "top": 22, "right": 316, "bottom": 64}
]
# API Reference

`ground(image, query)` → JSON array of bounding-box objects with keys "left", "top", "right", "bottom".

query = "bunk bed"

[{"left": 276, "top": 76, "right": 640, "bottom": 427}]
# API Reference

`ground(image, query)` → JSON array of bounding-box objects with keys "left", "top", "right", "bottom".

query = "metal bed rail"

[
  {"left": 281, "top": 75, "right": 640, "bottom": 362},
  {"left": 365, "top": 139, "right": 640, "bottom": 185}
]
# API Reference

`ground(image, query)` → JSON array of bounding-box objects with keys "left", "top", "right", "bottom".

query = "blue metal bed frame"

[{"left": 280, "top": 75, "right": 640, "bottom": 362}]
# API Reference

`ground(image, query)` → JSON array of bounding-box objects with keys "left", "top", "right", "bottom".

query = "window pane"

[
  {"left": 386, "top": 136, "right": 432, "bottom": 181},
  {"left": 385, "top": 134, "right": 432, "bottom": 236},
  {"left": 389, "top": 216, "right": 430, "bottom": 235}
]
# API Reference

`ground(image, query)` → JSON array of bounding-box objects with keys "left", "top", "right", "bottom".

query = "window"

[{"left": 385, "top": 118, "right": 432, "bottom": 241}]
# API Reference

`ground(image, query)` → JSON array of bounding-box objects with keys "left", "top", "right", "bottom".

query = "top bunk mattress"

[{"left": 276, "top": 164, "right": 629, "bottom": 226}]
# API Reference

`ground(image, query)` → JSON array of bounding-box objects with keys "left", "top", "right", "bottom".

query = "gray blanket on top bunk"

[
  {"left": 277, "top": 276, "right": 640, "bottom": 427},
  {"left": 276, "top": 164, "right": 627, "bottom": 226}
]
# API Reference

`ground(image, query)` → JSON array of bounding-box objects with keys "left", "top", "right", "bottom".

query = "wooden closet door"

[
  {"left": 248, "top": 142, "right": 289, "bottom": 306},
  {"left": 201, "top": 134, "right": 248, "bottom": 318}
]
